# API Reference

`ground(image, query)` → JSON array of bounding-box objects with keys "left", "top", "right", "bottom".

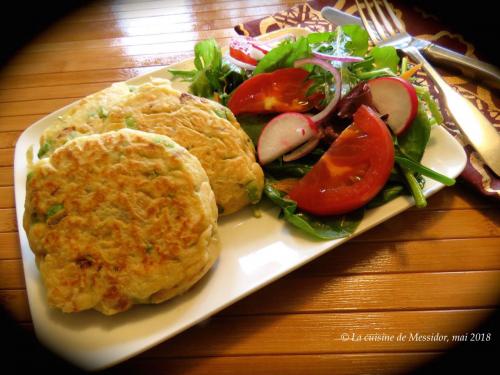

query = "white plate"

[{"left": 14, "top": 27, "right": 466, "bottom": 370}]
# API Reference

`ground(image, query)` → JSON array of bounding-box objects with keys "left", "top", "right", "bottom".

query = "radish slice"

[
  {"left": 257, "top": 113, "right": 318, "bottom": 165},
  {"left": 294, "top": 58, "right": 341, "bottom": 124},
  {"left": 283, "top": 137, "right": 320, "bottom": 162},
  {"left": 312, "top": 51, "right": 364, "bottom": 63},
  {"left": 249, "top": 47, "right": 266, "bottom": 61},
  {"left": 228, "top": 34, "right": 296, "bottom": 67},
  {"left": 367, "top": 77, "right": 418, "bottom": 135}
]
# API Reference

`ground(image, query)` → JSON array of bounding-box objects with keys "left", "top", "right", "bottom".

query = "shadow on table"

[{"left": 0, "top": 0, "right": 89, "bottom": 67}]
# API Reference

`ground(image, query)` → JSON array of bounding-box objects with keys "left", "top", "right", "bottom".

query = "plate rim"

[{"left": 13, "top": 27, "right": 467, "bottom": 370}]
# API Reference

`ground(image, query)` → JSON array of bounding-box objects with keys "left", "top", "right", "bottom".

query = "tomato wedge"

[
  {"left": 227, "top": 68, "right": 318, "bottom": 115},
  {"left": 289, "top": 105, "right": 395, "bottom": 215}
]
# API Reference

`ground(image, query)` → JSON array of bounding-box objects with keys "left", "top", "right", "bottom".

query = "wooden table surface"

[{"left": 0, "top": 0, "right": 499, "bottom": 373}]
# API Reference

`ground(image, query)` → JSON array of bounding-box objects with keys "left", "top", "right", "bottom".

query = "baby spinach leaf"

[
  {"left": 397, "top": 103, "right": 431, "bottom": 162},
  {"left": 264, "top": 181, "right": 363, "bottom": 240},
  {"left": 284, "top": 36, "right": 311, "bottom": 68},
  {"left": 254, "top": 40, "right": 300, "bottom": 74},
  {"left": 366, "top": 184, "right": 405, "bottom": 208},
  {"left": 264, "top": 162, "right": 313, "bottom": 179},
  {"left": 237, "top": 114, "right": 273, "bottom": 145}
]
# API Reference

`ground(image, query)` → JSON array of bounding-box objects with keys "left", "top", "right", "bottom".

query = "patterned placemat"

[{"left": 235, "top": 0, "right": 500, "bottom": 200}]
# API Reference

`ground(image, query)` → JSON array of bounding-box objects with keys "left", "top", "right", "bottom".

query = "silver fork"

[{"left": 355, "top": 0, "right": 500, "bottom": 177}]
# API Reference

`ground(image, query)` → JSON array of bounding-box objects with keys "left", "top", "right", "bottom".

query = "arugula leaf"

[
  {"left": 414, "top": 85, "right": 444, "bottom": 124},
  {"left": 264, "top": 181, "right": 363, "bottom": 240},
  {"left": 348, "top": 46, "right": 399, "bottom": 82},
  {"left": 370, "top": 46, "right": 400, "bottom": 73},
  {"left": 193, "top": 39, "right": 222, "bottom": 73},
  {"left": 342, "top": 24, "right": 369, "bottom": 56},
  {"left": 312, "top": 25, "right": 368, "bottom": 57},
  {"left": 169, "top": 39, "right": 245, "bottom": 99},
  {"left": 306, "top": 32, "right": 334, "bottom": 44},
  {"left": 190, "top": 71, "right": 213, "bottom": 98},
  {"left": 255, "top": 25, "right": 368, "bottom": 75}
]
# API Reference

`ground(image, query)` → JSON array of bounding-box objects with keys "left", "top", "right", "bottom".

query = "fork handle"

[
  {"left": 403, "top": 46, "right": 500, "bottom": 177},
  {"left": 422, "top": 43, "right": 500, "bottom": 90}
]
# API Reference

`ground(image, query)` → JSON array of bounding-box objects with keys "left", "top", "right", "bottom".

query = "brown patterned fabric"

[{"left": 235, "top": 0, "right": 500, "bottom": 200}]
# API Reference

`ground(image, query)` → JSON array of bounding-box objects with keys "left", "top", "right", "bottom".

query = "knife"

[{"left": 321, "top": 6, "right": 500, "bottom": 90}]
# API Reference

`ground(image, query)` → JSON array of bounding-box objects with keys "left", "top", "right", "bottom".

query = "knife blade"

[{"left": 321, "top": 6, "right": 500, "bottom": 90}]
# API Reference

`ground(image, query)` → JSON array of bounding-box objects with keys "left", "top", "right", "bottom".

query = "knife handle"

[
  {"left": 404, "top": 46, "right": 500, "bottom": 177},
  {"left": 423, "top": 43, "right": 500, "bottom": 90}
]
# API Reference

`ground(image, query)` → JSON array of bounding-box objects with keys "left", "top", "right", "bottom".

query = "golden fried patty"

[
  {"left": 24, "top": 129, "right": 220, "bottom": 315},
  {"left": 39, "top": 78, "right": 264, "bottom": 215}
]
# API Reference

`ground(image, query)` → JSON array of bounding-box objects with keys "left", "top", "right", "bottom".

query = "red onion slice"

[
  {"left": 312, "top": 51, "right": 364, "bottom": 63},
  {"left": 260, "top": 33, "right": 296, "bottom": 47},
  {"left": 294, "top": 58, "right": 342, "bottom": 124},
  {"left": 249, "top": 33, "right": 296, "bottom": 54},
  {"left": 249, "top": 42, "right": 271, "bottom": 54}
]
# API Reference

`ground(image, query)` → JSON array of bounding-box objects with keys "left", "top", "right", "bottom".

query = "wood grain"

[
  {"left": 2, "top": 271, "right": 499, "bottom": 322},
  {"left": 0, "top": 209, "right": 17, "bottom": 232},
  {"left": 0, "top": 232, "right": 20, "bottom": 259},
  {"left": 0, "top": 186, "right": 14, "bottom": 208},
  {"left": 112, "top": 353, "right": 441, "bottom": 375},
  {"left": 0, "top": 149, "right": 14, "bottom": 167},
  {"left": 0, "top": 289, "right": 30, "bottom": 321},
  {"left": 0, "top": 0, "right": 498, "bottom": 373},
  {"left": 0, "top": 67, "right": 158, "bottom": 90},
  {"left": 145, "top": 309, "right": 494, "bottom": 357},
  {"left": 0, "top": 115, "right": 46, "bottom": 132},
  {"left": 0, "top": 132, "right": 21, "bottom": 148},
  {"left": 0, "top": 167, "right": 13, "bottom": 186}
]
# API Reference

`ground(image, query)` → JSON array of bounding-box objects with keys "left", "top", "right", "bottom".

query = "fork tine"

[
  {"left": 373, "top": 0, "right": 395, "bottom": 36},
  {"left": 382, "top": 0, "right": 405, "bottom": 32},
  {"left": 362, "top": 0, "right": 389, "bottom": 40},
  {"left": 354, "top": 0, "right": 381, "bottom": 43}
]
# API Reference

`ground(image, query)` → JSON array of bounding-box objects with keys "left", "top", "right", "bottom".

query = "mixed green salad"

[{"left": 170, "top": 25, "right": 454, "bottom": 240}]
